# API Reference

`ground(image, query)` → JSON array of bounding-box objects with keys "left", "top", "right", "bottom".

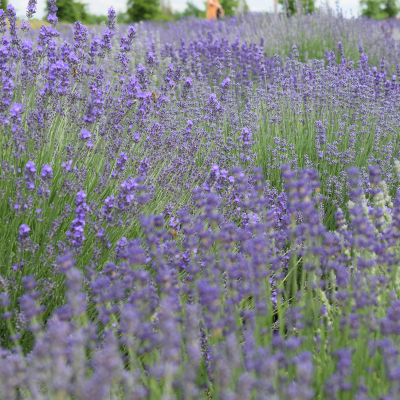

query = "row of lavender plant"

[
  {"left": 2, "top": 165, "right": 400, "bottom": 399},
  {"left": 1, "top": 0, "right": 400, "bottom": 398}
]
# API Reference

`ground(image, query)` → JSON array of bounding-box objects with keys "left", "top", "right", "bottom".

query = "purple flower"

[
  {"left": 79, "top": 129, "right": 92, "bottom": 140},
  {"left": 220, "top": 77, "right": 230, "bottom": 96},
  {"left": 0, "top": 10, "right": 6, "bottom": 33},
  {"left": 10, "top": 103, "right": 23, "bottom": 122},
  {"left": 47, "top": 0, "right": 58, "bottom": 26},
  {"left": 61, "top": 160, "right": 73, "bottom": 172},
  {"left": 338, "top": 41, "right": 344, "bottom": 57},
  {"left": 211, "top": 165, "right": 220, "bottom": 179},
  {"left": 25, "top": 161, "right": 36, "bottom": 175},
  {"left": 7, "top": 5, "right": 18, "bottom": 42},
  {"left": 58, "top": 252, "right": 76, "bottom": 273},
  {"left": 107, "top": 7, "right": 116, "bottom": 32},
  {"left": 184, "top": 77, "right": 192, "bottom": 89},
  {"left": 40, "top": 165, "right": 53, "bottom": 181},
  {"left": 0, "top": 293, "right": 10, "bottom": 308},
  {"left": 26, "top": 0, "right": 37, "bottom": 19},
  {"left": 76, "top": 190, "right": 87, "bottom": 205},
  {"left": 314, "top": 121, "right": 326, "bottom": 149},
  {"left": 20, "top": 20, "right": 30, "bottom": 32},
  {"left": 18, "top": 224, "right": 30, "bottom": 241},
  {"left": 25, "top": 161, "right": 36, "bottom": 191},
  {"left": 116, "top": 153, "right": 128, "bottom": 171},
  {"left": 74, "top": 21, "right": 88, "bottom": 51},
  {"left": 146, "top": 52, "right": 155, "bottom": 68},
  {"left": 66, "top": 191, "right": 89, "bottom": 249}
]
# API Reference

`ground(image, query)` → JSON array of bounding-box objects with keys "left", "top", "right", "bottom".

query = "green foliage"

[
  {"left": 126, "top": 0, "right": 161, "bottom": 22},
  {"left": 220, "top": 0, "right": 239, "bottom": 16},
  {"left": 84, "top": 14, "right": 108, "bottom": 24},
  {"left": 117, "top": 11, "right": 130, "bottom": 24},
  {"left": 279, "top": 0, "right": 315, "bottom": 14},
  {"left": 46, "top": 0, "right": 84, "bottom": 23},
  {"left": 46, "top": 0, "right": 107, "bottom": 25},
  {"left": 360, "top": 0, "right": 399, "bottom": 19},
  {"left": 0, "top": 0, "right": 7, "bottom": 12},
  {"left": 159, "top": 0, "right": 174, "bottom": 20},
  {"left": 238, "top": 0, "right": 249, "bottom": 12},
  {"left": 174, "top": 1, "right": 205, "bottom": 19}
]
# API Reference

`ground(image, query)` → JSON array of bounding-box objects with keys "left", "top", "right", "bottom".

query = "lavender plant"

[{"left": 1, "top": 2, "right": 400, "bottom": 399}]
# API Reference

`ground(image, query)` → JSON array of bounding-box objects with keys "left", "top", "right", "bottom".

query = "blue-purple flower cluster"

[{"left": 1, "top": 2, "right": 400, "bottom": 398}]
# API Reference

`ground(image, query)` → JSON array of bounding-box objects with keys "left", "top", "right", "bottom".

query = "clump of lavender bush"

[{"left": 1, "top": 1, "right": 400, "bottom": 398}]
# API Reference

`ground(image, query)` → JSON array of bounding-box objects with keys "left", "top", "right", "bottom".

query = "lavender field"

[{"left": 2, "top": 1, "right": 400, "bottom": 399}]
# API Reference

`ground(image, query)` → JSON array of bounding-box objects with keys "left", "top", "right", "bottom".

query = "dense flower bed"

[{"left": 1, "top": 1, "right": 400, "bottom": 399}]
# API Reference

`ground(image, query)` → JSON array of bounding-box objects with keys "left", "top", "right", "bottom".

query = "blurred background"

[{"left": 1, "top": 0, "right": 398, "bottom": 26}]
